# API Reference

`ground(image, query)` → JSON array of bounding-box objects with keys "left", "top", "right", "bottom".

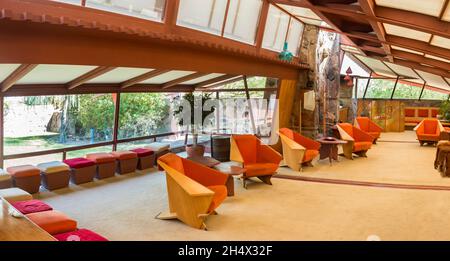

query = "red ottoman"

[
  {"left": 86, "top": 153, "right": 116, "bottom": 179},
  {"left": 37, "top": 161, "right": 70, "bottom": 191},
  {"left": 64, "top": 158, "right": 96, "bottom": 185},
  {"left": 130, "top": 148, "right": 155, "bottom": 170},
  {"left": 7, "top": 165, "right": 41, "bottom": 194},
  {"left": 54, "top": 229, "right": 109, "bottom": 241},
  {"left": 11, "top": 199, "right": 53, "bottom": 214},
  {"left": 26, "top": 210, "right": 77, "bottom": 235},
  {"left": 111, "top": 151, "right": 138, "bottom": 174}
]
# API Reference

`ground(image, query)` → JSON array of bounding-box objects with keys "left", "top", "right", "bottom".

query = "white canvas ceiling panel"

[
  {"left": 279, "top": 5, "right": 321, "bottom": 20},
  {"left": 354, "top": 55, "right": 396, "bottom": 77},
  {"left": 140, "top": 70, "right": 196, "bottom": 84},
  {"left": 443, "top": 4, "right": 450, "bottom": 22},
  {"left": 391, "top": 45, "right": 424, "bottom": 55},
  {"left": 182, "top": 73, "right": 225, "bottom": 84},
  {"left": 341, "top": 45, "right": 363, "bottom": 55},
  {"left": 430, "top": 35, "right": 450, "bottom": 49},
  {"left": 375, "top": 0, "right": 446, "bottom": 17},
  {"left": 0, "top": 64, "right": 20, "bottom": 83},
  {"left": 383, "top": 62, "right": 421, "bottom": 80},
  {"left": 17, "top": 64, "right": 97, "bottom": 84},
  {"left": 383, "top": 23, "right": 432, "bottom": 42},
  {"left": 416, "top": 70, "right": 450, "bottom": 90},
  {"left": 87, "top": 67, "right": 154, "bottom": 83}
]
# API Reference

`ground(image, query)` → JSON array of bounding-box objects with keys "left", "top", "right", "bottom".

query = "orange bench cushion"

[
  {"left": 86, "top": 153, "right": 116, "bottom": 164},
  {"left": 7, "top": 165, "right": 40, "bottom": 178},
  {"left": 111, "top": 151, "right": 138, "bottom": 160},
  {"left": 404, "top": 109, "right": 415, "bottom": 117},
  {"left": 418, "top": 109, "right": 429, "bottom": 117},
  {"left": 26, "top": 210, "right": 77, "bottom": 235}
]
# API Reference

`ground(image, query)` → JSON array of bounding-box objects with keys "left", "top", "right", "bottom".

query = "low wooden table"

[
  {"left": 316, "top": 137, "right": 347, "bottom": 166},
  {"left": 0, "top": 198, "right": 55, "bottom": 241},
  {"left": 214, "top": 165, "right": 246, "bottom": 196}
]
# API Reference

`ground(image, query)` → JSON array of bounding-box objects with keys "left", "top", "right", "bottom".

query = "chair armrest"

[
  {"left": 159, "top": 161, "right": 214, "bottom": 197},
  {"left": 230, "top": 136, "right": 244, "bottom": 163},
  {"left": 369, "top": 121, "right": 383, "bottom": 132},
  {"left": 336, "top": 125, "right": 355, "bottom": 142},
  {"left": 184, "top": 160, "right": 228, "bottom": 187},
  {"left": 279, "top": 133, "right": 306, "bottom": 151}
]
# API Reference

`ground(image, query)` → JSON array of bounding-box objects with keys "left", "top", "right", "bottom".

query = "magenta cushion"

[
  {"left": 64, "top": 158, "right": 96, "bottom": 169},
  {"left": 11, "top": 200, "right": 53, "bottom": 215},
  {"left": 130, "top": 148, "right": 154, "bottom": 157},
  {"left": 54, "top": 229, "right": 109, "bottom": 241}
]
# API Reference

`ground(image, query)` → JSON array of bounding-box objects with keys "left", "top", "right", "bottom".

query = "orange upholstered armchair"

[
  {"left": 230, "top": 134, "right": 282, "bottom": 188},
  {"left": 336, "top": 123, "right": 375, "bottom": 159},
  {"left": 277, "top": 128, "right": 321, "bottom": 171},
  {"left": 415, "top": 119, "right": 444, "bottom": 146},
  {"left": 354, "top": 117, "right": 383, "bottom": 144},
  {"left": 157, "top": 153, "right": 228, "bottom": 230}
]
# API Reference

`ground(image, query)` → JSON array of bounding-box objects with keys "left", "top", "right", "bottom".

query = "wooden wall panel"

[{"left": 273, "top": 79, "right": 297, "bottom": 152}]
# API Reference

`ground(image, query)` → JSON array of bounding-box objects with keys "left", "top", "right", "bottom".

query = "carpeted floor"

[{"left": 33, "top": 131, "right": 450, "bottom": 240}]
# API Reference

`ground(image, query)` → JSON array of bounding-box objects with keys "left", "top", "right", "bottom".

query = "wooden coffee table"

[
  {"left": 214, "top": 165, "right": 246, "bottom": 197},
  {"left": 316, "top": 137, "right": 347, "bottom": 165}
]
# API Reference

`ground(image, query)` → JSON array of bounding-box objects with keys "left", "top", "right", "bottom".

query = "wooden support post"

[
  {"left": 418, "top": 82, "right": 426, "bottom": 101},
  {"left": 243, "top": 76, "right": 257, "bottom": 135},
  {"left": 390, "top": 76, "right": 400, "bottom": 100},
  {"left": 112, "top": 92, "right": 121, "bottom": 151},
  {"left": 362, "top": 72, "right": 372, "bottom": 99},
  {"left": 0, "top": 95, "right": 3, "bottom": 168}
]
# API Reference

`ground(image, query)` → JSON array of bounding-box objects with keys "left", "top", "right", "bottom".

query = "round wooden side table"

[{"left": 316, "top": 137, "right": 347, "bottom": 166}]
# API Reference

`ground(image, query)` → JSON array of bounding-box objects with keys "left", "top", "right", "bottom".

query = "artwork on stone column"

[{"left": 316, "top": 30, "right": 341, "bottom": 136}]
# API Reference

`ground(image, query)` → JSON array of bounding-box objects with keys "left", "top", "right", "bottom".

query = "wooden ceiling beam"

[
  {"left": 194, "top": 74, "right": 238, "bottom": 88},
  {"left": 1, "top": 64, "right": 37, "bottom": 92},
  {"left": 120, "top": 69, "right": 171, "bottom": 89},
  {"left": 391, "top": 50, "right": 450, "bottom": 71},
  {"left": 161, "top": 72, "right": 208, "bottom": 89},
  {"left": 392, "top": 59, "right": 450, "bottom": 79},
  {"left": 196, "top": 76, "right": 245, "bottom": 90},
  {"left": 67, "top": 66, "right": 115, "bottom": 90}
]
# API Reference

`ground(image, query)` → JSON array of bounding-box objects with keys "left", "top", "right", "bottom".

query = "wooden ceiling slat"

[
  {"left": 120, "top": 69, "right": 171, "bottom": 89},
  {"left": 66, "top": 66, "right": 115, "bottom": 90},
  {"left": 194, "top": 74, "right": 238, "bottom": 88},
  {"left": 1, "top": 64, "right": 37, "bottom": 92},
  {"left": 161, "top": 72, "right": 208, "bottom": 89}
]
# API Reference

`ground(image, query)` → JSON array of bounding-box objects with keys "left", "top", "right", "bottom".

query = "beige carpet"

[{"left": 279, "top": 131, "right": 450, "bottom": 187}]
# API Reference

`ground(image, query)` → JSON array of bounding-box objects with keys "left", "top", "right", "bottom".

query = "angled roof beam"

[
  {"left": 197, "top": 76, "right": 245, "bottom": 90},
  {"left": 161, "top": 72, "right": 208, "bottom": 89},
  {"left": 1, "top": 64, "right": 37, "bottom": 92},
  {"left": 120, "top": 69, "right": 170, "bottom": 89},
  {"left": 393, "top": 59, "right": 450, "bottom": 79},
  {"left": 195, "top": 74, "right": 238, "bottom": 88},
  {"left": 358, "top": 0, "right": 392, "bottom": 62},
  {"left": 67, "top": 66, "right": 115, "bottom": 90},
  {"left": 391, "top": 50, "right": 450, "bottom": 71}
]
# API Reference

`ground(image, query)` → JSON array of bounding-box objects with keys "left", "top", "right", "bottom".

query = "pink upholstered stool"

[
  {"left": 7, "top": 165, "right": 41, "bottom": 194},
  {"left": 130, "top": 148, "right": 155, "bottom": 170},
  {"left": 111, "top": 151, "right": 138, "bottom": 174},
  {"left": 37, "top": 161, "right": 70, "bottom": 191},
  {"left": 64, "top": 158, "right": 96, "bottom": 185},
  {"left": 26, "top": 210, "right": 77, "bottom": 235},
  {"left": 11, "top": 199, "right": 53, "bottom": 214},
  {"left": 54, "top": 229, "right": 109, "bottom": 241},
  {"left": 86, "top": 153, "right": 116, "bottom": 179}
]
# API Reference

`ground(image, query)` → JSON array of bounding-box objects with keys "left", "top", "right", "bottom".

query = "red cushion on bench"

[
  {"left": 63, "top": 158, "right": 96, "bottom": 169},
  {"left": 54, "top": 229, "right": 109, "bottom": 241},
  {"left": 11, "top": 199, "right": 53, "bottom": 214},
  {"left": 130, "top": 148, "right": 154, "bottom": 157}
]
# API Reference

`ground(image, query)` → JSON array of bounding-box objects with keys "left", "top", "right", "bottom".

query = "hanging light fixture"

[{"left": 344, "top": 66, "right": 353, "bottom": 86}]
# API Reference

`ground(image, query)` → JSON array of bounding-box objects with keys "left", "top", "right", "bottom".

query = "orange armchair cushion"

[
  {"left": 356, "top": 117, "right": 383, "bottom": 133},
  {"left": 279, "top": 128, "right": 320, "bottom": 151},
  {"left": 354, "top": 142, "right": 372, "bottom": 152},
  {"left": 245, "top": 163, "right": 279, "bottom": 177},
  {"left": 233, "top": 135, "right": 258, "bottom": 163},
  {"left": 303, "top": 150, "right": 319, "bottom": 163},
  {"left": 207, "top": 185, "right": 227, "bottom": 212}
]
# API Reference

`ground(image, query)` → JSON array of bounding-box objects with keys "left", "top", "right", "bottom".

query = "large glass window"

[
  {"left": 285, "top": 19, "right": 304, "bottom": 55},
  {"left": 177, "top": 0, "right": 228, "bottom": 35},
  {"left": 355, "top": 78, "right": 369, "bottom": 98},
  {"left": 4, "top": 94, "right": 115, "bottom": 156},
  {"left": 223, "top": 0, "right": 263, "bottom": 44},
  {"left": 392, "top": 81, "right": 422, "bottom": 99},
  {"left": 262, "top": 5, "right": 290, "bottom": 52},
  {"left": 86, "top": 0, "right": 166, "bottom": 22},
  {"left": 421, "top": 88, "right": 449, "bottom": 100},
  {"left": 364, "top": 78, "right": 396, "bottom": 99}
]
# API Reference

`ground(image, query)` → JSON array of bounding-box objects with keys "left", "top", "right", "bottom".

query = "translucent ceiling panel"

[
  {"left": 182, "top": 73, "right": 225, "bottom": 85},
  {"left": 424, "top": 54, "right": 450, "bottom": 64},
  {"left": 443, "top": 4, "right": 450, "bottom": 22},
  {"left": 430, "top": 35, "right": 450, "bottom": 49},
  {"left": 375, "top": 0, "right": 446, "bottom": 17},
  {"left": 140, "top": 70, "right": 195, "bottom": 84},
  {"left": 17, "top": 65, "right": 97, "bottom": 84},
  {"left": 53, "top": 0, "right": 82, "bottom": 5},
  {"left": 416, "top": 70, "right": 450, "bottom": 90},
  {"left": 391, "top": 45, "right": 423, "bottom": 55},
  {"left": 177, "top": 0, "right": 227, "bottom": 35},
  {"left": 88, "top": 67, "right": 153, "bottom": 83},
  {"left": 341, "top": 45, "right": 363, "bottom": 55},
  {"left": 223, "top": 0, "right": 263, "bottom": 44},
  {"left": 286, "top": 19, "right": 304, "bottom": 56},
  {"left": 86, "top": 0, "right": 166, "bottom": 21},
  {"left": 0, "top": 64, "right": 20, "bottom": 82},
  {"left": 340, "top": 55, "right": 370, "bottom": 76},
  {"left": 262, "top": 5, "right": 290, "bottom": 52},
  {"left": 354, "top": 55, "right": 396, "bottom": 77},
  {"left": 383, "top": 62, "right": 422, "bottom": 82},
  {"left": 383, "top": 23, "right": 432, "bottom": 42},
  {"left": 279, "top": 5, "right": 321, "bottom": 20}
]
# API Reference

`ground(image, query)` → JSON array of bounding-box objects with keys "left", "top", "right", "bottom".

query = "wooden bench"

[{"left": 404, "top": 107, "right": 440, "bottom": 128}]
